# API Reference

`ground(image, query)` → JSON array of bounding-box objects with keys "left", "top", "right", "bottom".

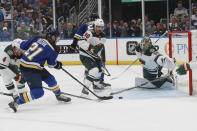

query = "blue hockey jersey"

[
  {"left": 20, "top": 37, "right": 58, "bottom": 70},
  {"left": 74, "top": 22, "right": 93, "bottom": 40}
]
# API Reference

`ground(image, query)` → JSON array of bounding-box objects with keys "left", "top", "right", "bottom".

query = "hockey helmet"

[
  {"left": 12, "top": 38, "right": 23, "bottom": 49},
  {"left": 140, "top": 36, "right": 152, "bottom": 50},
  {"left": 46, "top": 28, "right": 60, "bottom": 39},
  {"left": 89, "top": 13, "right": 99, "bottom": 21},
  {"left": 94, "top": 19, "right": 104, "bottom": 27}
]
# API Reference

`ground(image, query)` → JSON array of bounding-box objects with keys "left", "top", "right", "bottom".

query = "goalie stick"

[
  {"left": 111, "top": 59, "right": 139, "bottom": 80},
  {"left": 110, "top": 74, "right": 172, "bottom": 95},
  {"left": 43, "top": 87, "right": 101, "bottom": 102},
  {"left": 61, "top": 68, "right": 113, "bottom": 100}
]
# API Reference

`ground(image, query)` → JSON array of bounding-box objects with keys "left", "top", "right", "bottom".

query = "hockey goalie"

[{"left": 135, "top": 36, "right": 176, "bottom": 88}]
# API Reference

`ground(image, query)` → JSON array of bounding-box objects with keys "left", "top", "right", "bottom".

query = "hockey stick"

[
  {"left": 61, "top": 68, "right": 113, "bottom": 100},
  {"left": 0, "top": 91, "right": 13, "bottom": 96},
  {"left": 111, "top": 58, "right": 139, "bottom": 80},
  {"left": 153, "top": 30, "right": 168, "bottom": 45},
  {"left": 43, "top": 87, "right": 101, "bottom": 102},
  {"left": 102, "top": 64, "right": 111, "bottom": 76},
  {"left": 110, "top": 74, "right": 172, "bottom": 95}
]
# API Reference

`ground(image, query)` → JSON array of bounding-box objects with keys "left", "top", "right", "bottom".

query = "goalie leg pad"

[{"left": 135, "top": 77, "right": 156, "bottom": 88}]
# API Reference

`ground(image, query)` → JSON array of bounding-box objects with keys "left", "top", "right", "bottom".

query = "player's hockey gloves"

[
  {"left": 176, "top": 63, "right": 191, "bottom": 75},
  {"left": 14, "top": 73, "right": 22, "bottom": 82},
  {"left": 54, "top": 61, "right": 62, "bottom": 69},
  {"left": 14, "top": 73, "right": 26, "bottom": 84}
]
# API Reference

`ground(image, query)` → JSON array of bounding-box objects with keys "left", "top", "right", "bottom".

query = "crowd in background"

[
  {"left": 106, "top": 1, "right": 197, "bottom": 37},
  {"left": 0, "top": 0, "right": 197, "bottom": 40}
]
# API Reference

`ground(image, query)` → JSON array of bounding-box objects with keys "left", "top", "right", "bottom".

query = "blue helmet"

[
  {"left": 46, "top": 28, "right": 59, "bottom": 39},
  {"left": 89, "top": 13, "right": 99, "bottom": 21}
]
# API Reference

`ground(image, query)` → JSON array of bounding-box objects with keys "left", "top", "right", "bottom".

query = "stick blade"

[{"left": 99, "top": 95, "right": 113, "bottom": 100}]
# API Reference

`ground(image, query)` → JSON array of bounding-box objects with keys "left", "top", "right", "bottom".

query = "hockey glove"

[
  {"left": 54, "top": 61, "right": 62, "bottom": 69},
  {"left": 14, "top": 73, "right": 22, "bottom": 82},
  {"left": 176, "top": 63, "right": 191, "bottom": 75}
]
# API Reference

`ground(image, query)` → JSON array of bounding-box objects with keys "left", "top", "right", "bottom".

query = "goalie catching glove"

[{"left": 176, "top": 63, "right": 191, "bottom": 75}]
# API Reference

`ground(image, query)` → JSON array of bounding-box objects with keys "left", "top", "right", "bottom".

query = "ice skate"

[
  {"left": 8, "top": 101, "right": 18, "bottom": 112},
  {"left": 56, "top": 93, "right": 71, "bottom": 102}
]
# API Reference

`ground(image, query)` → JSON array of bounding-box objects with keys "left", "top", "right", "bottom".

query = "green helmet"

[{"left": 140, "top": 36, "right": 152, "bottom": 50}]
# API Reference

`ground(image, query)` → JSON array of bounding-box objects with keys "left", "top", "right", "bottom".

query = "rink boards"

[{"left": 1, "top": 36, "right": 196, "bottom": 66}]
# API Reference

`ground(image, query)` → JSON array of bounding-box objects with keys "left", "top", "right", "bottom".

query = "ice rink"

[{"left": 1, "top": 65, "right": 197, "bottom": 131}]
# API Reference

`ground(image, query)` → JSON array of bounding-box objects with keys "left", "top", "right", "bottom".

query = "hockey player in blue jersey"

[
  {"left": 8, "top": 28, "right": 71, "bottom": 112},
  {"left": 70, "top": 13, "right": 111, "bottom": 88},
  {"left": 69, "top": 13, "right": 100, "bottom": 51}
]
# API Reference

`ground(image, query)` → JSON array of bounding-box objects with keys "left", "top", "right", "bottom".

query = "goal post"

[{"left": 169, "top": 31, "right": 197, "bottom": 95}]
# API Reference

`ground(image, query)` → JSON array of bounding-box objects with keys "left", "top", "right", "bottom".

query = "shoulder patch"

[{"left": 3, "top": 57, "right": 6, "bottom": 62}]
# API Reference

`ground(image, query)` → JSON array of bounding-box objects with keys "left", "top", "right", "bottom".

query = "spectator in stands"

[
  {"left": 56, "top": 0, "right": 64, "bottom": 19},
  {"left": 184, "top": 21, "right": 196, "bottom": 31},
  {"left": 119, "top": 19, "right": 126, "bottom": 37},
  {"left": 128, "top": 19, "right": 141, "bottom": 37},
  {"left": 192, "top": 9, "right": 197, "bottom": 28},
  {"left": 145, "top": 15, "right": 151, "bottom": 35},
  {"left": 32, "top": 17, "right": 43, "bottom": 37},
  {"left": 162, "top": 23, "right": 167, "bottom": 33},
  {"left": 121, "top": 22, "right": 129, "bottom": 37},
  {"left": 147, "top": 20, "right": 156, "bottom": 36},
  {"left": 15, "top": 27, "right": 24, "bottom": 39},
  {"left": 64, "top": 23, "right": 76, "bottom": 38},
  {"left": 61, "top": 1, "right": 69, "bottom": 19},
  {"left": 177, "top": 20, "right": 184, "bottom": 31},
  {"left": 136, "top": 18, "right": 142, "bottom": 30},
  {"left": 60, "top": 22, "right": 67, "bottom": 38},
  {"left": 45, "top": 7, "right": 53, "bottom": 27},
  {"left": 174, "top": 1, "right": 188, "bottom": 22},
  {"left": 112, "top": 20, "right": 121, "bottom": 37},
  {"left": 17, "top": 11, "right": 30, "bottom": 26},
  {"left": 0, "top": 27, "right": 11, "bottom": 40},
  {"left": 28, "top": 12, "right": 34, "bottom": 25},
  {"left": 20, "top": 22, "right": 30, "bottom": 39},
  {"left": 153, "top": 23, "right": 164, "bottom": 36},
  {"left": 103, "top": 23, "right": 110, "bottom": 37},
  {"left": 169, "top": 15, "right": 179, "bottom": 31}
]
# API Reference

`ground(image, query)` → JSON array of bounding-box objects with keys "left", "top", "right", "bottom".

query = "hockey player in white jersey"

[
  {"left": 135, "top": 36, "right": 175, "bottom": 88},
  {"left": 176, "top": 60, "right": 197, "bottom": 75},
  {"left": 0, "top": 39, "right": 27, "bottom": 100},
  {"left": 78, "top": 19, "right": 107, "bottom": 95}
]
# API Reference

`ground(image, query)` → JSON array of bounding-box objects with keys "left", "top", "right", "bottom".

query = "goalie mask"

[{"left": 140, "top": 36, "right": 152, "bottom": 51}]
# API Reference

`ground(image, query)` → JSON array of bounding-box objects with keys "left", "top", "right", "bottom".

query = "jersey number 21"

[{"left": 24, "top": 42, "right": 43, "bottom": 61}]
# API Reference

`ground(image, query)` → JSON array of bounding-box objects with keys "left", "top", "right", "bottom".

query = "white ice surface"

[{"left": 1, "top": 65, "right": 197, "bottom": 131}]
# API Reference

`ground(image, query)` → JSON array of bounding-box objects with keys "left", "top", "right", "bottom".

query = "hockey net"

[{"left": 169, "top": 31, "right": 197, "bottom": 95}]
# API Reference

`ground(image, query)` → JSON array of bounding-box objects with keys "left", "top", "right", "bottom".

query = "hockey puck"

[{"left": 118, "top": 96, "right": 123, "bottom": 99}]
